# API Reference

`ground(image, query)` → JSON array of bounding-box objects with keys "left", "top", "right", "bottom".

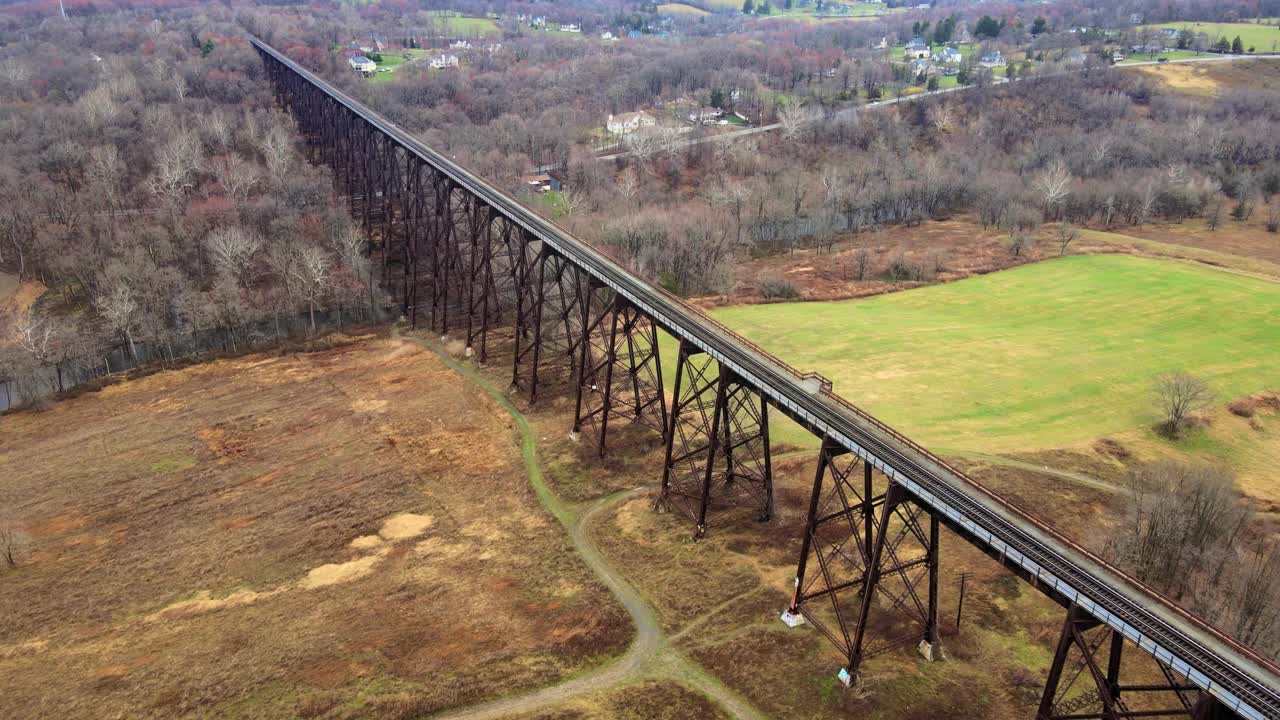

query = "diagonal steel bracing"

[
  {"left": 572, "top": 286, "right": 668, "bottom": 456},
  {"left": 1040, "top": 604, "right": 1235, "bottom": 720},
  {"left": 657, "top": 339, "right": 772, "bottom": 535},
  {"left": 786, "top": 449, "right": 941, "bottom": 683}
]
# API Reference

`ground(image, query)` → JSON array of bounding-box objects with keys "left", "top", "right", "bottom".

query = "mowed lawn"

[{"left": 709, "top": 255, "right": 1280, "bottom": 454}]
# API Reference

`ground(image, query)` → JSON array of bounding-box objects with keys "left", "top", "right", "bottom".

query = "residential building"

[
  {"left": 547, "top": 169, "right": 567, "bottom": 192},
  {"left": 562, "top": 23, "right": 582, "bottom": 33},
  {"left": 905, "top": 36, "right": 931, "bottom": 59},
  {"left": 606, "top": 111, "right": 657, "bottom": 135},
  {"left": 979, "top": 50, "right": 1006, "bottom": 67},
  {"left": 429, "top": 54, "right": 460, "bottom": 69},
  {"left": 348, "top": 55, "right": 376, "bottom": 73},
  {"left": 522, "top": 173, "right": 552, "bottom": 192},
  {"left": 937, "top": 46, "right": 963, "bottom": 64},
  {"left": 688, "top": 106, "right": 724, "bottom": 124},
  {"left": 450, "top": 39, "right": 472, "bottom": 49},
  {"left": 910, "top": 58, "right": 936, "bottom": 78}
]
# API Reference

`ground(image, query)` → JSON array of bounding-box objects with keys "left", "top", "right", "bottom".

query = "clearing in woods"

[
  {"left": 0, "top": 336, "right": 631, "bottom": 719},
  {"left": 708, "top": 254, "right": 1280, "bottom": 456}
]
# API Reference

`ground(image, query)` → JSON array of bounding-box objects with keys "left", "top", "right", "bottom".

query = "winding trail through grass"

[{"left": 398, "top": 328, "right": 767, "bottom": 720}]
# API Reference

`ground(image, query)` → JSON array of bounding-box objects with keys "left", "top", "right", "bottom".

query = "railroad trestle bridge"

[{"left": 253, "top": 37, "right": 1280, "bottom": 720}]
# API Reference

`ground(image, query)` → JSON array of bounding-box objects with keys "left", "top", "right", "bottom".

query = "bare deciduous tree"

[
  {"left": 1033, "top": 160, "right": 1072, "bottom": 218},
  {"left": 206, "top": 226, "right": 261, "bottom": 285},
  {"left": 214, "top": 154, "right": 260, "bottom": 203},
  {"left": 615, "top": 168, "right": 639, "bottom": 205},
  {"left": 1008, "top": 231, "right": 1035, "bottom": 258},
  {"left": 1153, "top": 372, "right": 1214, "bottom": 435},
  {"left": 1111, "top": 461, "right": 1250, "bottom": 601},
  {"left": 259, "top": 125, "right": 293, "bottom": 188},
  {"left": 96, "top": 283, "right": 141, "bottom": 363},
  {"left": 1056, "top": 222, "right": 1079, "bottom": 256},
  {"left": 291, "top": 247, "right": 332, "bottom": 333},
  {"left": 146, "top": 133, "right": 201, "bottom": 208},
  {"left": 778, "top": 103, "right": 818, "bottom": 143}
]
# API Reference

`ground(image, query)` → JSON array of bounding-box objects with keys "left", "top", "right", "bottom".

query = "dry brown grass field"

[{"left": 0, "top": 334, "right": 629, "bottom": 719}]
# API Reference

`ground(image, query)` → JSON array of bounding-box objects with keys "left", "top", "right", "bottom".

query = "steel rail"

[{"left": 250, "top": 37, "right": 1280, "bottom": 719}]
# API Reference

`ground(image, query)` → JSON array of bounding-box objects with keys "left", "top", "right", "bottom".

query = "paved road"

[
  {"left": 596, "top": 52, "right": 1280, "bottom": 161},
  {"left": 398, "top": 328, "right": 768, "bottom": 720}
]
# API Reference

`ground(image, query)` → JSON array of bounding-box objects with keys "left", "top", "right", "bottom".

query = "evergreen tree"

[
  {"left": 1031, "top": 16, "right": 1047, "bottom": 35},
  {"left": 742, "top": 0, "right": 754, "bottom": 13},
  {"left": 974, "top": 15, "right": 1003, "bottom": 39},
  {"left": 1232, "top": 35, "right": 1244, "bottom": 54}
]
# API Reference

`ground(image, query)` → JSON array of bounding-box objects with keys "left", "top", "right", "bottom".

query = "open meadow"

[
  {"left": 709, "top": 255, "right": 1280, "bottom": 456},
  {"left": 0, "top": 336, "right": 629, "bottom": 719},
  {"left": 1143, "top": 19, "right": 1280, "bottom": 53}
]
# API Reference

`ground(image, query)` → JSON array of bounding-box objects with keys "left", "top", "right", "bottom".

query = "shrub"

[{"left": 758, "top": 273, "right": 800, "bottom": 299}]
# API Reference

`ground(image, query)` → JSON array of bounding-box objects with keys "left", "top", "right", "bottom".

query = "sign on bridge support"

[
  {"left": 784, "top": 442, "right": 942, "bottom": 686},
  {"left": 656, "top": 339, "right": 773, "bottom": 536},
  {"left": 1039, "top": 604, "right": 1227, "bottom": 720},
  {"left": 572, "top": 287, "right": 668, "bottom": 456}
]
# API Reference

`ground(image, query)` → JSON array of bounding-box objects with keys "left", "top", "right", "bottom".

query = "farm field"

[
  {"left": 707, "top": 254, "right": 1280, "bottom": 455},
  {"left": 425, "top": 10, "right": 500, "bottom": 37},
  {"left": 1143, "top": 19, "right": 1280, "bottom": 53},
  {"left": 0, "top": 336, "right": 629, "bottom": 719},
  {"left": 658, "top": 2, "right": 710, "bottom": 16}
]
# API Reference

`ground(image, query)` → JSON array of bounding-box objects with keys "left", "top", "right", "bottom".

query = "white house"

[
  {"left": 429, "top": 54, "right": 460, "bottom": 69},
  {"left": 688, "top": 106, "right": 724, "bottom": 124},
  {"left": 562, "top": 23, "right": 582, "bottom": 33},
  {"left": 606, "top": 111, "right": 657, "bottom": 135},
  {"left": 450, "top": 39, "right": 472, "bottom": 49},
  {"left": 937, "top": 46, "right": 963, "bottom": 64},
  {"left": 979, "top": 50, "right": 1006, "bottom": 67},
  {"left": 601, "top": 31, "right": 616, "bottom": 41},
  {"left": 348, "top": 55, "right": 376, "bottom": 73},
  {"left": 874, "top": 36, "right": 888, "bottom": 50}
]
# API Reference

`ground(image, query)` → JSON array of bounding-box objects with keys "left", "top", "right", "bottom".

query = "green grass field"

[
  {"left": 1117, "top": 49, "right": 1213, "bottom": 64},
  {"left": 1143, "top": 19, "right": 1280, "bottom": 53},
  {"left": 425, "top": 10, "right": 500, "bottom": 36},
  {"left": 658, "top": 2, "right": 711, "bottom": 15},
  {"left": 704, "top": 255, "right": 1280, "bottom": 454}
]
